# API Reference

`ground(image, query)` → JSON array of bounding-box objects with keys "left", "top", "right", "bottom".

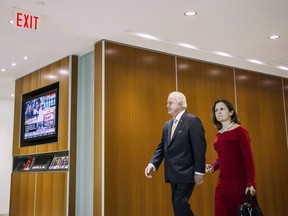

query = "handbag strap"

[
  {"left": 246, "top": 190, "right": 260, "bottom": 208},
  {"left": 250, "top": 194, "right": 260, "bottom": 208}
]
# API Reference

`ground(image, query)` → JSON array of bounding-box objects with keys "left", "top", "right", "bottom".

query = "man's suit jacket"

[{"left": 150, "top": 112, "right": 206, "bottom": 183}]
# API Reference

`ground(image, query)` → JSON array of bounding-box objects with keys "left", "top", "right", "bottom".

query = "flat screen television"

[{"left": 20, "top": 82, "right": 59, "bottom": 147}]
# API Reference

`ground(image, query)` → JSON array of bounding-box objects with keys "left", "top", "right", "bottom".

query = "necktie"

[{"left": 170, "top": 119, "right": 178, "bottom": 139}]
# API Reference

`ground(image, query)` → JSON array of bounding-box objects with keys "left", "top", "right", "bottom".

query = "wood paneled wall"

[
  {"left": 35, "top": 173, "right": 67, "bottom": 216},
  {"left": 94, "top": 41, "right": 288, "bottom": 216},
  {"left": 177, "top": 57, "right": 235, "bottom": 215},
  {"left": 103, "top": 42, "right": 176, "bottom": 216},
  {"left": 13, "top": 74, "right": 39, "bottom": 155},
  {"left": 10, "top": 56, "right": 78, "bottom": 216},
  {"left": 12, "top": 56, "right": 72, "bottom": 155},
  {"left": 10, "top": 173, "right": 68, "bottom": 216},
  {"left": 235, "top": 70, "right": 288, "bottom": 215},
  {"left": 10, "top": 173, "right": 36, "bottom": 216}
]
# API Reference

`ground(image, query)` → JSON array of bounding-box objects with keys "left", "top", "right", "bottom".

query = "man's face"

[{"left": 167, "top": 95, "right": 182, "bottom": 117}]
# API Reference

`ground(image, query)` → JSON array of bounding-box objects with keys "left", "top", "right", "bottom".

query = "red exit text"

[{"left": 14, "top": 10, "right": 40, "bottom": 31}]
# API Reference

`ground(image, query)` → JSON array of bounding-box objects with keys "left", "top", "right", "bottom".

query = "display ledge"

[
  {"left": 13, "top": 151, "right": 69, "bottom": 173},
  {"left": 12, "top": 169, "right": 69, "bottom": 173}
]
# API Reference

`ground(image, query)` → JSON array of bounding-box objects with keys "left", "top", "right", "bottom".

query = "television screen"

[{"left": 21, "top": 82, "right": 59, "bottom": 147}]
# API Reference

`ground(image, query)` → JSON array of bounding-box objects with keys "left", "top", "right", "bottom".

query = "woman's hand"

[
  {"left": 245, "top": 185, "right": 256, "bottom": 196},
  {"left": 205, "top": 164, "right": 214, "bottom": 173}
]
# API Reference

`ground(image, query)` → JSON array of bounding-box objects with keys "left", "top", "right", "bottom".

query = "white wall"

[{"left": 0, "top": 98, "right": 14, "bottom": 215}]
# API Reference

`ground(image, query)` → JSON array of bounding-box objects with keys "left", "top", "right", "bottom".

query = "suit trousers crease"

[{"left": 170, "top": 183, "right": 195, "bottom": 216}]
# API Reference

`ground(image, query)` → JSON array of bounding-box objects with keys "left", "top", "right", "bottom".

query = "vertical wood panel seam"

[
  {"left": 233, "top": 68, "right": 238, "bottom": 112},
  {"left": 35, "top": 68, "right": 40, "bottom": 214},
  {"left": 175, "top": 56, "right": 178, "bottom": 91},
  {"left": 37, "top": 71, "right": 40, "bottom": 154},
  {"left": 66, "top": 55, "right": 72, "bottom": 216},
  {"left": 281, "top": 78, "right": 288, "bottom": 150},
  {"left": 101, "top": 41, "right": 105, "bottom": 216},
  {"left": 34, "top": 174, "right": 37, "bottom": 216}
]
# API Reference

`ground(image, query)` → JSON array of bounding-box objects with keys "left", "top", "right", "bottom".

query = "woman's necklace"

[{"left": 219, "top": 122, "right": 234, "bottom": 133}]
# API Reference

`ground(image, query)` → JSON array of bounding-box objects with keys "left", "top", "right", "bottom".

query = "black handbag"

[{"left": 238, "top": 191, "right": 263, "bottom": 216}]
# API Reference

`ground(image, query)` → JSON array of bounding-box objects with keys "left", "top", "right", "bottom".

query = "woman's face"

[{"left": 214, "top": 102, "right": 233, "bottom": 123}]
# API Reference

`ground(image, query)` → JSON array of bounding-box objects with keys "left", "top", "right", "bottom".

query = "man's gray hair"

[{"left": 169, "top": 91, "right": 187, "bottom": 109}]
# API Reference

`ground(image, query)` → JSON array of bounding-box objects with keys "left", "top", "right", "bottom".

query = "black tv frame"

[{"left": 20, "top": 82, "right": 60, "bottom": 147}]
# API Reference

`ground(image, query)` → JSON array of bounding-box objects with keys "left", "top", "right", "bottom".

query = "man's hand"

[
  {"left": 145, "top": 164, "right": 155, "bottom": 178},
  {"left": 194, "top": 174, "right": 203, "bottom": 185}
]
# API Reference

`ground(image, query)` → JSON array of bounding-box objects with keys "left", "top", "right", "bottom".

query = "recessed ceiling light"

[
  {"left": 1, "top": 68, "right": 6, "bottom": 72},
  {"left": 35, "top": 0, "right": 45, "bottom": 5},
  {"left": 184, "top": 11, "right": 197, "bottom": 16},
  {"left": 9, "top": 19, "right": 14, "bottom": 24},
  {"left": 269, "top": 35, "right": 280, "bottom": 39},
  {"left": 12, "top": 62, "right": 16, "bottom": 66},
  {"left": 11, "top": 94, "right": 15, "bottom": 97},
  {"left": 24, "top": 56, "right": 29, "bottom": 60}
]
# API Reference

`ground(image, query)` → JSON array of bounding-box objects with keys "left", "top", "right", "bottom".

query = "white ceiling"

[{"left": 1, "top": 0, "right": 288, "bottom": 99}]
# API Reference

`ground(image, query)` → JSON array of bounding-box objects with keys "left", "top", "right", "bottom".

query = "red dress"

[{"left": 211, "top": 126, "right": 256, "bottom": 216}]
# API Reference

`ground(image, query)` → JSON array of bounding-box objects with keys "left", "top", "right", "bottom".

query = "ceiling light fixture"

[
  {"left": 177, "top": 42, "right": 198, "bottom": 50},
  {"left": 126, "top": 30, "right": 287, "bottom": 72},
  {"left": 135, "top": 33, "right": 159, "bottom": 41},
  {"left": 24, "top": 56, "right": 29, "bottom": 60},
  {"left": 1, "top": 68, "right": 6, "bottom": 72},
  {"left": 248, "top": 59, "right": 264, "bottom": 65},
  {"left": 35, "top": 0, "right": 45, "bottom": 5},
  {"left": 9, "top": 19, "right": 14, "bottom": 24},
  {"left": 12, "top": 62, "right": 16, "bottom": 66},
  {"left": 269, "top": 35, "right": 280, "bottom": 39},
  {"left": 277, "top": 66, "right": 288, "bottom": 71},
  {"left": 214, "top": 51, "right": 233, "bottom": 58},
  {"left": 184, "top": 11, "right": 197, "bottom": 16}
]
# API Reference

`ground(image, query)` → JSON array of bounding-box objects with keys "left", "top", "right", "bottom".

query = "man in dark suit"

[{"left": 145, "top": 91, "right": 206, "bottom": 216}]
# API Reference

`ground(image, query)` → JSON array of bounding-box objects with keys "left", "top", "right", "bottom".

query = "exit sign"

[{"left": 13, "top": 8, "right": 41, "bottom": 31}]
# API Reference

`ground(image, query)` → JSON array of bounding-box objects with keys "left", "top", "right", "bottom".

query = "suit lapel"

[
  {"left": 168, "top": 119, "right": 173, "bottom": 142},
  {"left": 169, "top": 113, "right": 186, "bottom": 144}
]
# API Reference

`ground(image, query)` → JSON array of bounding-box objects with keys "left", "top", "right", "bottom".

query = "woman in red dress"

[{"left": 206, "top": 99, "right": 256, "bottom": 216}]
